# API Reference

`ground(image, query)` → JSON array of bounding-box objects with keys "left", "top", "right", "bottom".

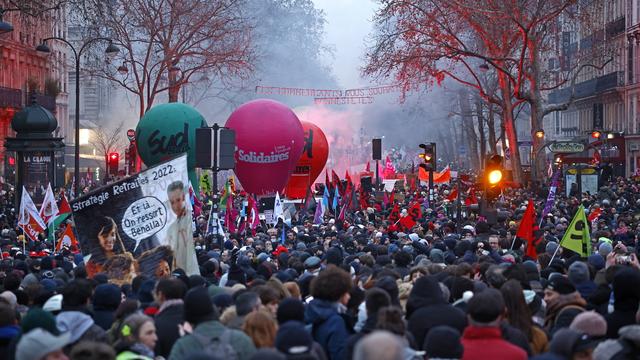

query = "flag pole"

[
  {"left": 51, "top": 222, "right": 56, "bottom": 253},
  {"left": 549, "top": 243, "right": 561, "bottom": 264}
]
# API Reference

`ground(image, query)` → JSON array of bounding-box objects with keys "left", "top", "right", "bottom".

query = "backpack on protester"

[{"left": 192, "top": 329, "right": 238, "bottom": 360}]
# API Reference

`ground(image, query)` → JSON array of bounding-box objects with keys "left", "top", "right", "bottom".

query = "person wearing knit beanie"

[
  {"left": 276, "top": 298, "right": 305, "bottom": 325},
  {"left": 598, "top": 242, "right": 613, "bottom": 257},
  {"left": 570, "top": 311, "right": 608, "bottom": 339},
  {"left": 184, "top": 287, "right": 217, "bottom": 325},
  {"left": 568, "top": 261, "right": 597, "bottom": 300},
  {"left": 423, "top": 325, "right": 464, "bottom": 359}
]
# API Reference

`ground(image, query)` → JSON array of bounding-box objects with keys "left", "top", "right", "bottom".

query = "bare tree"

[
  {"left": 92, "top": 121, "right": 126, "bottom": 171},
  {"left": 364, "top": 0, "right": 613, "bottom": 183},
  {"left": 78, "top": 0, "right": 254, "bottom": 118}
]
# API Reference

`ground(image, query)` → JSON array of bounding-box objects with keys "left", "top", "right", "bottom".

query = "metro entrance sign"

[{"left": 549, "top": 142, "right": 585, "bottom": 154}]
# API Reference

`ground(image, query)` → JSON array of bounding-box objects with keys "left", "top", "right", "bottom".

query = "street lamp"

[
  {"left": 117, "top": 63, "right": 128, "bottom": 75},
  {"left": 534, "top": 129, "right": 545, "bottom": 139},
  {"left": 37, "top": 37, "right": 119, "bottom": 197}
]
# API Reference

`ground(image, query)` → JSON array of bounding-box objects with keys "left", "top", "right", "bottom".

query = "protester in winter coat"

[
  {"left": 345, "top": 288, "right": 391, "bottom": 360},
  {"left": 568, "top": 261, "right": 597, "bottom": 300},
  {"left": 594, "top": 325, "right": 640, "bottom": 359},
  {"left": 153, "top": 278, "right": 187, "bottom": 358},
  {"left": 406, "top": 275, "right": 467, "bottom": 350},
  {"left": 501, "top": 280, "right": 549, "bottom": 355},
  {"left": 56, "top": 279, "right": 108, "bottom": 350},
  {"left": 168, "top": 287, "right": 256, "bottom": 360},
  {"left": 461, "top": 289, "right": 527, "bottom": 360},
  {"left": 113, "top": 314, "right": 158, "bottom": 360},
  {"left": 304, "top": 265, "right": 354, "bottom": 360},
  {"left": 547, "top": 328, "right": 598, "bottom": 360},
  {"left": 92, "top": 284, "right": 122, "bottom": 331},
  {"left": 605, "top": 267, "right": 640, "bottom": 338},
  {"left": 543, "top": 276, "right": 586, "bottom": 336}
]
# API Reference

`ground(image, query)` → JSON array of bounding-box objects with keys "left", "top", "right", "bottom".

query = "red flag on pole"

[
  {"left": 56, "top": 223, "right": 78, "bottom": 252},
  {"left": 325, "top": 170, "right": 331, "bottom": 191},
  {"left": 588, "top": 207, "right": 602, "bottom": 222},
  {"left": 517, "top": 199, "right": 538, "bottom": 259},
  {"left": 446, "top": 187, "right": 458, "bottom": 202}
]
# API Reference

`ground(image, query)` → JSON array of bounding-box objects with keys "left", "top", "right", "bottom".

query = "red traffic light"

[
  {"left": 591, "top": 131, "right": 601, "bottom": 139},
  {"left": 110, "top": 153, "right": 118, "bottom": 160}
]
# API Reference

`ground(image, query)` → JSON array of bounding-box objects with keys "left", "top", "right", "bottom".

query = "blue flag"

[
  {"left": 323, "top": 186, "right": 330, "bottom": 209},
  {"left": 332, "top": 186, "right": 341, "bottom": 211},
  {"left": 281, "top": 224, "right": 286, "bottom": 245}
]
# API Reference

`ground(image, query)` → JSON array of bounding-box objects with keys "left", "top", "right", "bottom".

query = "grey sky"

[{"left": 313, "top": 0, "right": 378, "bottom": 88}]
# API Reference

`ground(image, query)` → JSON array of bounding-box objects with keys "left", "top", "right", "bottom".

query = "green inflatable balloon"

[{"left": 136, "top": 103, "right": 206, "bottom": 188}]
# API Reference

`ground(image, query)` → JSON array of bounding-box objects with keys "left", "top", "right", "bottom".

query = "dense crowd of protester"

[{"left": 1, "top": 173, "right": 640, "bottom": 359}]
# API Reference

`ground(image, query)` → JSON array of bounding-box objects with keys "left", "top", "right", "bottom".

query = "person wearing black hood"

[
  {"left": 92, "top": 283, "right": 122, "bottom": 330},
  {"left": 406, "top": 275, "right": 467, "bottom": 350},
  {"left": 153, "top": 278, "right": 187, "bottom": 358},
  {"left": 605, "top": 267, "right": 640, "bottom": 338}
]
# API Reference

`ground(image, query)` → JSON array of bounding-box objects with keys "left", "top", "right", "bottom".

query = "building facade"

[
  {"left": 0, "top": 2, "right": 69, "bottom": 181},
  {"left": 544, "top": 0, "right": 640, "bottom": 176}
]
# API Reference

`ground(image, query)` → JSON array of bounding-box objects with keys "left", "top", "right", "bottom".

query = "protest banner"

[{"left": 71, "top": 154, "right": 199, "bottom": 281}]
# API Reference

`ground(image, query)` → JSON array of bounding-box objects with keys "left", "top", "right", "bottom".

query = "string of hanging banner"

[{"left": 254, "top": 84, "right": 402, "bottom": 105}]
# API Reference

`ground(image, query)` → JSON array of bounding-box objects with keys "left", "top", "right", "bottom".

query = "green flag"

[
  {"left": 200, "top": 172, "right": 212, "bottom": 195},
  {"left": 559, "top": 205, "right": 591, "bottom": 257},
  {"left": 219, "top": 179, "right": 232, "bottom": 209}
]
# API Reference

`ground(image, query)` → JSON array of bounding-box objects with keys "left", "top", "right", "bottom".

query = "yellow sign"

[
  {"left": 559, "top": 205, "right": 591, "bottom": 257},
  {"left": 567, "top": 168, "right": 596, "bottom": 175}
]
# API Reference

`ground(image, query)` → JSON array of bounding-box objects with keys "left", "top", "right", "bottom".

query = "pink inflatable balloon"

[{"left": 225, "top": 99, "right": 305, "bottom": 196}]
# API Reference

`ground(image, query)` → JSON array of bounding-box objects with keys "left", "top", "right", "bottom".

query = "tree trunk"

[
  {"left": 459, "top": 90, "right": 480, "bottom": 170},
  {"left": 498, "top": 70, "right": 523, "bottom": 184},
  {"left": 475, "top": 99, "right": 486, "bottom": 159},
  {"left": 487, "top": 104, "right": 497, "bottom": 154},
  {"left": 527, "top": 36, "right": 547, "bottom": 182}
]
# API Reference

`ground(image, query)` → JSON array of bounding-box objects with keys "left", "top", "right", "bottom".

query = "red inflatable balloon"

[
  {"left": 225, "top": 99, "right": 305, "bottom": 196},
  {"left": 285, "top": 121, "right": 329, "bottom": 199}
]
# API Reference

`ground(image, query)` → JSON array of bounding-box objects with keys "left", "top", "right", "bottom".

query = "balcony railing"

[
  {"left": 606, "top": 17, "right": 626, "bottom": 37},
  {"left": 0, "top": 87, "right": 22, "bottom": 108},
  {"left": 548, "top": 71, "right": 623, "bottom": 104}
]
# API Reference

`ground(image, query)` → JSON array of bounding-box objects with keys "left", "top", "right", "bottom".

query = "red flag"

[
  {"left": 517, "top": 199, "right": 538, "bottom": 259},
  {"left": 332, "top": 170, "right": 342, "bottom": 193},
  {"left": 389, "top": 190, "right": 395, "bottom": 205},
  {"left": 388, "top": 204, "right": 401, "bottom": 224},
  {"left": 365, "top": 161, "right": 371, "bottom": 172},
  {"left": 56, "top": 223, "right": 78, "bottom": 252},
  {"left": 588, "top": 207, "right": 602, "bottom": 222},
  {"left": 447, "top": 187, "right": 458, "bottom": 202},
  {"left": 57, "top": 190, "right": 72, "bottom": 215},
  {"left": 225, "top": 193, "right": 236, "bottom": 233},
  {"left": 399, "top": 202, "right": 422, "bottom": 230},
  {"left": 18, "top": 187, "right": 46, "bottom": 242},
  {"left": 359, "top": 187, "right": 369, "bottom": 210},
  {"left": 248, "top": 195, "right": 260, "bottom": 236},
  {"left": 593, "top": 150, "right": 601, "bottom": 165},
  {"left": 409, "top": 176, "right": 417, "bottom": 192},
  {"left": 465, "top": 186, "right": 478, "bottom": 206},
  {"left": 325, "top": 170, "right": 332, "bottom": 191}
]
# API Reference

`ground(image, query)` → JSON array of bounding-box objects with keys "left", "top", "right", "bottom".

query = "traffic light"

[
  {"left": 108, "top": 152, "right": 119, "bottom": 176},
  {"left": 591, "top": 130, "right": 602, "bottom": 139},
  {"left": 418, "top": 142, "right": 436, "bottom": 171},
  {"left": 484, "top": 154, "right": 504, "bottom": 202}
]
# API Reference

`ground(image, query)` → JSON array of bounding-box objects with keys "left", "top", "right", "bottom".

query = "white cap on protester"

[
  {"left": 16, "top": 328, "right": 71, "bottom": 360},
  {"left": 43, "top": 294, "right": 63, "bottom": 312}
]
